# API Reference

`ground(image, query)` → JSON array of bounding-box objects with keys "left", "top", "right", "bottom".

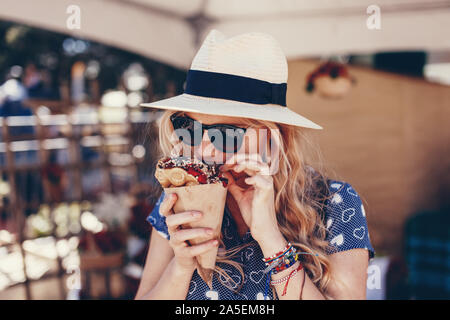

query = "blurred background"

[{"left": 0, "top": 0, "right": 449, "bottom": 300}]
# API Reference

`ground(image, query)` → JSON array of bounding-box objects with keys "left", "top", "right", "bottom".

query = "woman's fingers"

[
  {"left": 171, "top": 227, "right": 214, "bottom": 244},
  {"left": 222, "top": 154, "right": 270, "bottom": 176},
  {"left": 245, "top": 174, "right": 273, "bottom": 191},
  {"left": 159, "top": 193, "right": 177, "bottom": 217},
  {"left": 166, "top": 210, "right": 202, "bottom": 229},
  {"left": 183, "top": 239, "right": 219, "bottom": 257},
  {"left": 234, "top": 160, "right": 270, "bottom": 176},
  {"left": 224, "top": 153, "right": 266, "bottom": 166},
  {"left": 160, "top": 193, "right": 219, "bottom": 263}
]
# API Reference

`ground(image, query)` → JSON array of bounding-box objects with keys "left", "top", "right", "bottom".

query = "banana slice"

[
  {"left": 155, "top": 168, "right": 171, "bottom": 187},
  {"left": 167, "top": 168, "right": 188, "bottom": 186},
  {"left": 185, "top": 174, "right": 199, "bottom": 185},
  {"left": 155, "top": 160, "right": 202, "bottom": 188}
]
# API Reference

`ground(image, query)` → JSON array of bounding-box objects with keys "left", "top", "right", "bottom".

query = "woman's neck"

[{"left": 226, "top": 193, "right": 249, "bottom": 238}]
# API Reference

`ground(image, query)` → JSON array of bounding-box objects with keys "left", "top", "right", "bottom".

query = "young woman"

[{"left": 135, "top": 30, "right": 374, "bottom": 300}]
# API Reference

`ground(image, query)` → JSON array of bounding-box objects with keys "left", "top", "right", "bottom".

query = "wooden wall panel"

[{"left": 287, "top": 60, "right": 450, "bottom": 255}]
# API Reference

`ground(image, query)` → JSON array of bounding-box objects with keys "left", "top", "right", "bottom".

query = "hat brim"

[{"left": 140, "top": 94, "right": 323, "bottom": 129}]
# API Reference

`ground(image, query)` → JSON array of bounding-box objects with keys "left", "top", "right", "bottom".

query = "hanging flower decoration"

[{"left": 306, "top": 62, "right": 355, "bottom": 99}]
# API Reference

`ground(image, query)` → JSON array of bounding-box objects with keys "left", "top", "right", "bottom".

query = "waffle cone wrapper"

[{"left": 163, "top": 183, "right": 227, "bottom": 287}]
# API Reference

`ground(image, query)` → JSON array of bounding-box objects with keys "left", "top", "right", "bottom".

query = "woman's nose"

[
  {"left": 200, "top": 130, "right": 214, "bottom": 155},
  {"left": 192, "top": 130, "right": 213, "bottom": 159},
  {"left": 198, "top": 129, "right": 226, "bottom": 164}
]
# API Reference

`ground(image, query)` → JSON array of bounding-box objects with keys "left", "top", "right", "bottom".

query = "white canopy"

[{"left": 1, "top": 0, "right": 450, "bottom": 69}]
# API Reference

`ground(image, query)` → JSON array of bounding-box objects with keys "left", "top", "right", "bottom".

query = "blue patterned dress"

[{"left": 147, "top": 179, "right": 375, "bottom": 300}]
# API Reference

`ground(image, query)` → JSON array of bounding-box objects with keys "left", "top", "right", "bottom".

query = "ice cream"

[
  {"left": 155, "top": 156, "right": 228, "bottom": 188},
  {"left": 154, "top": 156, "right": 228, "bottom": 287}
]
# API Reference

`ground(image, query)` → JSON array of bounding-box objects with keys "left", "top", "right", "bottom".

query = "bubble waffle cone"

[{"left": 163, "top": 183, "right": 227, "bottom": 288}]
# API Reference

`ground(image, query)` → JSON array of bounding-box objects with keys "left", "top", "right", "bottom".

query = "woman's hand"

[
  {"left": 159, "top": 193, "right": 219, "bottom": 274},
  {"left": 220, "top": 154, "right": 286, "bottom": 254}
]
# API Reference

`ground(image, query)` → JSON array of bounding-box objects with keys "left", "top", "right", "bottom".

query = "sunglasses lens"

[
  {"left": 171, "top": 114, "right": 246, "bottom": 152},
  {"left": 208, "top": 127, "right": 245, "bottom": 153},
  {"left": 171, "top": 116, "right": 201, "bottom": 146}
]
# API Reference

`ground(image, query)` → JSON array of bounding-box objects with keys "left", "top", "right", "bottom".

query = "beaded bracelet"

[
  {"left": 264, "top": 245, "right": 297, "bottom": 274},
  {"left": 271, "top": 263, "right": 304, "bottom": 296},
  {"left": 262, "top": 242, "right": 292, "bottom": 264},
  {"left": 271, "top": 253, "right": 298, "bottom": 274},
  {"left": 270, "top": 263, "right": 303, "bottom": 285}
]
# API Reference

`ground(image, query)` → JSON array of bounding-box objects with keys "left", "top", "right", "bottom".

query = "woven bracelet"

[
  {"left": 264, "top": 246, "right": 297, "bottom": 274},
  {"left": 270, "top": 263, "right": 303, "bottom": 285},
  {"left": 262, "top": 242, "right": 292, "bottom": 263}
]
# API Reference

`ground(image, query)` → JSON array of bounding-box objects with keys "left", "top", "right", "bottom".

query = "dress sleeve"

[
  {"left": 323, "top": 181, "right": 375, "bottom": 259},
  {"left": 146, "top": 191, "right": 170, "bottom": 240}
]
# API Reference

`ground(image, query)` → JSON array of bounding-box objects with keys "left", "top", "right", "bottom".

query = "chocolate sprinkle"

[{"left": 157, "top": 156, "right": 227, "bottom": 186}]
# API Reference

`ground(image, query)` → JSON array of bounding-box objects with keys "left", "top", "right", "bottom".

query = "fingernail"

[
  {"left": 212, "top": 240, "right": 218, "bottom": 246},
  {"left": 206, "top": 229, "right": 213, "bottom": 235}
]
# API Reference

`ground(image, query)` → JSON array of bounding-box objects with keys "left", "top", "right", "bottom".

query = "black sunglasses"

[{"left": 170, "top": 113, "right": 247, "bottom": 153}]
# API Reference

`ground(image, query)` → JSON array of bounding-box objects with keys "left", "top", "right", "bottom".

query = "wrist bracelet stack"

[
  {"left": 262, "top": 242, "right": 298, "bottom": 274},
  {"left": 271, "top": 263, "right": 304, "bottom": 296},
  {"left": 262, "top": 242, "right": 304, "bottom": 298},
  {"left": 269, "top": 264, "right": 303, "bottom": 285}
]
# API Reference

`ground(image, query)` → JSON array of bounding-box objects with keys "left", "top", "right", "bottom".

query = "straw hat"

[{"left": 141, "top": 29, "right": 322, "bottom": 129}]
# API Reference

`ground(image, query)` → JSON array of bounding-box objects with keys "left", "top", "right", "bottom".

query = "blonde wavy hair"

[{"left": 156, "top": 110, "right": 336, "bottom": 297}]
